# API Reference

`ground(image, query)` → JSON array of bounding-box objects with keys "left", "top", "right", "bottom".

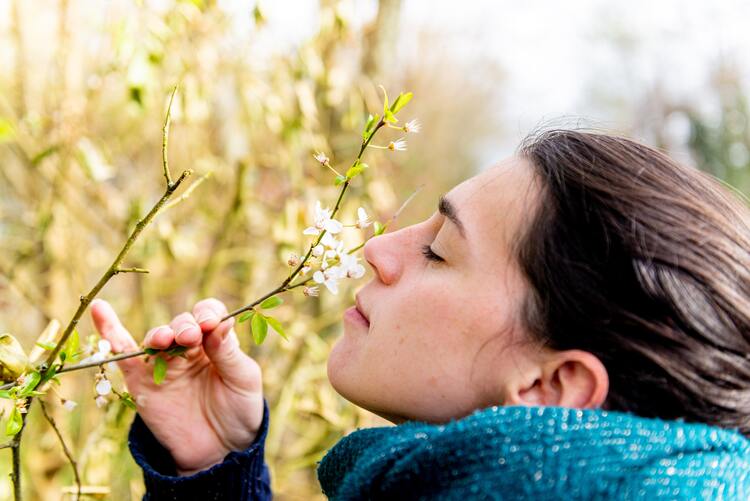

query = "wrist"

[{"left": 176, "top": 453, "right": 227, "bottom": 477}]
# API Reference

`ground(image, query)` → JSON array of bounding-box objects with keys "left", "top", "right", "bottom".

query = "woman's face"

[{"left": 327, "top": 155, "right": 544, "bottom": 423}]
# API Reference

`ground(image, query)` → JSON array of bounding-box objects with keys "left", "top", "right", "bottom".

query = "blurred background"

[{"left": 1, "top": 0, "right": 750, "bottom": 498}]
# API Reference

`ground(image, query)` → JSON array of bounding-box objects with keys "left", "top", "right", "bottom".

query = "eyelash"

[{"left": 421, "top": 244, "right": 444, "bottom": 263}]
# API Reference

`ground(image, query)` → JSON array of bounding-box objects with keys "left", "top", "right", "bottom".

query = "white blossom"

[
  {"left": 81, "top": 338, "right": 112, "bottom": 364},
  {"left": 287, "top": 253, "right": 300, "bottom": 267},
  {"left": 303, "top": 201, "right": 343, "bottom": 236},
  {"left": 313, "top": 267, "right": 343, "bottom": 294},
  {"left": 320, "top": 231, "right": 340, "bottom": 249},
  {"left": 388, "top": 138, "right": 407, "bottom": 152},
  {"left": 403, "top": 119, "right": 421, "bottom": 134},
  {"left": 312, "top": 244, "right": 324, "bottom": 257},
  {"left": 300, "top": 266, "right": 311, "bottom": 275},
  {"left": 313, "top": 151, "right": 329, "bottom": 165},
  {"left": 62, "top": 399, "right": 77, "bottom": 412},
  {"left": 355, "top": 207, "right": 371, "bottom": 229},
  {"left": 303, "top": 286, "right": 319, "bottom": 297},
  {"left": 95, "top": 379, "right": 112, "bottom": 396},
  {"left": 95, "top": 395, "right": 108, "bottom": 408},
  {"left": 339, "top": 253, "right": 366, "bottom": 279}
]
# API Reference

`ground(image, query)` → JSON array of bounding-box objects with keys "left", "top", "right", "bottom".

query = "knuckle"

[{"left": 171, "top": 312, "right": 196, "bottom": 326}]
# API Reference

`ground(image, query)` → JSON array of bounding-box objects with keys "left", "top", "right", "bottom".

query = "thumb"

[
  {"left": 89, "top": 299, "right": 142, "bottom": 374},
  {"left": 203, "top": 318, "right": 262, "bottom": 393}
]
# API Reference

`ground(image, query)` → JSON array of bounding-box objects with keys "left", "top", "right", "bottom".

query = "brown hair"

[{"left": 516, "top": 129, "right": 750, "bottom": 436}]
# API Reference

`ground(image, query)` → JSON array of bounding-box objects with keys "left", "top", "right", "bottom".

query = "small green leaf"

[
  {"left": 40, "top": 365, "right": 58, "bottom": 386},
  {"left": 389, "top": 92, "right": 413, "bottom": 114},
  {"left": 362, "top": 114, "right": 379, "bottom": 140},
  {"left": 346, "top": 162, "right": 368, "bottom": 179},
  {"left": 63, "top": 329, "right": 80, "bottom": 363},
  {"left": 384, "top": 110, "right": 397, "bottom": 124},
  {"left": 379, "top": 85, "right": 389, "bottom": 115},
  {"left": 143, "top": 347, "right": 160, "bottom": 355},
  {"left": 0, "top": 390, "right": 11, "bottom": 399},
  {"left": 17, "top": 371, "right": 42, "bottom": 397},
  {"left": 120, "top": 392, "right": 137, "bottom": 410},
  {"left": 59, "top": 352, "right": 66, "bottom": 363},
  {"left": 260, "top": 296, "right": 283, "bottom": 309},
  {"left": 373, "top": 221, "right": 385, "bottom": 235},
  {"left": 266, "top": 316, "right": 288, "bottom": 341},
  {"left": 36, "top": 342, "right": 56, "bottom": 351},
  {"left": 251, "top": 313, "right": 268, "bottom": 345},
  {"left": 5, "top": 407, "right": 22, "bottom": 436},
  {"left": 153, "top": 357, "right": 167, "bottom": 385},
  {"left": 334, "top": 175, "right": 347, "bottom": 186},
  {"left": 166, "top": 346, "right": 188, "bottom": 357},
  {"left": 238, "top": 311, "right": 254, "bottom": 323}
]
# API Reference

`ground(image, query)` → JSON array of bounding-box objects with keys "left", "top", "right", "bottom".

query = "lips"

[{"left": 355, "top": 295, "right": 370, "bottom": 324}]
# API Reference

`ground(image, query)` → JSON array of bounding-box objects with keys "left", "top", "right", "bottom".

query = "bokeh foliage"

[{"left": 0, "top": 0, "right": 497, "bottom": 498}]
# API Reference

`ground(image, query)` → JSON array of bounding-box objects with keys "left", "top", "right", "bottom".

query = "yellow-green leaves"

[
  {"left": 379, "top": 86, "right": 413, "bottom": 124},
  {"left": 346, "top": 161, "right": 368, "bottom": 180},
  {"left": 61, "top": 329, "right": 80, "bottom": 364},
  {"left": 251, "top": 313, "right": 268, "bottom": 345},
  {"left": 389, "top": 92, "right": 413, "bottom": 115},
  {"left": 145, "top": 344, "right": 188, "bottom": 385},
  {"left": 6, "top": 407, "right": 23, "bottom": 436},
  {"left": 119, "top": 391, "right": 137, "bottom": 410},
  {"left": 153, "top": 356, "right": 167, "bottom": 385},
  {"left": 259, "top": 296, "right": 283, "bottom": 309},
  {"left": 238, "top": 306, "right": 288, "bottom": 344},
  {"left": 363, "top": 114, "right": 379, "bottom": 140},
  {"left": 0, "top": 334, "right": 32, "bottom": 383},
  {"left": 265, "top": 316, "right": 288, "bottom": 341},
  {"left": 373, "top": 221, "right": 386, "bottom": 236}
]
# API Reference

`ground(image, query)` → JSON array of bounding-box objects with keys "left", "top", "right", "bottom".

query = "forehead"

[{"left": 446, "top": 155, "right": 539, "bottom": 254}]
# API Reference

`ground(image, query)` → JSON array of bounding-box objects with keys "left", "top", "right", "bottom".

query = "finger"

[
  {"left": 169, "top": 312, "right": 202, "bottom": 348},
  {"left": 89, "top": 299, "right": 141, "bottom": 373},
  {"left": 202, "top": 317, "right": 262, "bottom": 393},
  {"left": 193, "top": 298, "right": 228, "bottom": 333},
  {"left": 144, "top": 325, "right": 174, "bottom": 350}
]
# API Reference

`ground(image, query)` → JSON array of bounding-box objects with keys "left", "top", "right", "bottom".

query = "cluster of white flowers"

[
  {"left": 296, "top": 201, "right": 371, "bottom": 295},
  {"left": 81, "top": 339, "right": 111, "bottom": 364},
  {"left": 94, "top": 372, "right": 111, "bottom": 408}
]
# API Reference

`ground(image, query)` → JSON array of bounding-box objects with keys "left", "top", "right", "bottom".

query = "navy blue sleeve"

[{"left": 128, "top": 400, "right": 272, "bottom": 500}]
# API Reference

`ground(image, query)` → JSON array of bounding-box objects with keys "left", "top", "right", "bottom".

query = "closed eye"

[{"left": 421, "top": 244, "right": 444, "bottom": 263}]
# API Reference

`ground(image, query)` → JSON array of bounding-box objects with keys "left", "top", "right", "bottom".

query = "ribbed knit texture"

[
  {"left": 128, "top": 400, "right": 271, "bottom": 501},
  {"left": 317, "top": 405, "right": 750, "bottom": 500}
]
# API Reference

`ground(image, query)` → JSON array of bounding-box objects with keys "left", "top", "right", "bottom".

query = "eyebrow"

[{"left": 438, "top": 194, "right": 466, "bottom": 239}]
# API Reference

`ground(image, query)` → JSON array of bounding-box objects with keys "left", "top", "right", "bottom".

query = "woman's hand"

[{"left": 89, "top": 298, "right": 264, "bottom": 476}]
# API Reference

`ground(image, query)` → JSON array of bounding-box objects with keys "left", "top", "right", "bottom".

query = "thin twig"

[
  {"left": 4, "top": 88, "right": 189, "bottom": 501},
  {"left": 162, "top": 85, "right": 178, "bottom": 187},
  {"left": 163, "top": 171, "right": 212, "bottom": 211},
  {"left": 221, "top": 118, "right": 386, "bottom": 322},
  {"left": 39, "top": 399, "right": 81, "bottom": 501}
]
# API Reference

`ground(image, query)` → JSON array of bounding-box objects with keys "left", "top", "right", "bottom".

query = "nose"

[{"left": 363, "top": 228, "right": 404, "bottom": 285}]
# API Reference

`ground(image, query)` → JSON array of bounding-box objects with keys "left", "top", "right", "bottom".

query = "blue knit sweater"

[{"left": 129, "top": 402, "right": 750, "bottom": 500}]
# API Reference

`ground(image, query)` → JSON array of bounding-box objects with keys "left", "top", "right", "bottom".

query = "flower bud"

[{"left": 287, "top": 253, "right": 300, "bottom": 267}]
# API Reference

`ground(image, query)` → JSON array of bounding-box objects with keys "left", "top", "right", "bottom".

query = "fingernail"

[
  {"left": 175, "top": 324, "right": 194, "bottom": 336},
  {"left": 195, "top": 312, "right": 216, "bottom": 324}
]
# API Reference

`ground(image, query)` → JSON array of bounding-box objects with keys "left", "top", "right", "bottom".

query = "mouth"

[{"left": 355, "top": 296, "right": 371, "bottom": 325}]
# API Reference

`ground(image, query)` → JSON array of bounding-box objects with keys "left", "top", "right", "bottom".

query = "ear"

[{"left": 508, "top": 350, "right": 609, "bottom": 408}]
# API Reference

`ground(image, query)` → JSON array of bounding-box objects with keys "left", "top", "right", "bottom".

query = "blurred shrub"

[{"left": 0, "top": 0, "right": 503, "bottom": 498}]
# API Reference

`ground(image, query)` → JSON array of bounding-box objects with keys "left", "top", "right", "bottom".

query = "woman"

[{"left": 90, "top": 129, "right": 750, "bottom": 499}]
